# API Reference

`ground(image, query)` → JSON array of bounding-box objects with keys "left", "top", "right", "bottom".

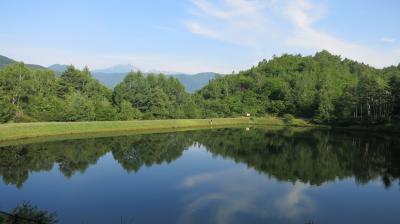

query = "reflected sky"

[{"left": 0, "top": 128, "right": 399, "bottom": 224}]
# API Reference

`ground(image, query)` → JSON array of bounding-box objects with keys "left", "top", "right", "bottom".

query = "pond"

[{"left": 0, "top": 127, "right": 399, "bottom": 224}]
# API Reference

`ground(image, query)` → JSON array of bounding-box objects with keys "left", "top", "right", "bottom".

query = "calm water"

[{"left": 0, "top": 127, "right": 399, "bottom": 224}]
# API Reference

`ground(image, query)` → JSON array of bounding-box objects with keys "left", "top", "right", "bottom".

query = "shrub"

[{"left": 283, "top": 114, "right": 295, "bottom": 125}]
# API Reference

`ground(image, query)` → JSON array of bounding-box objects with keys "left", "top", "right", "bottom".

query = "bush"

[
  {"left": 0, "top": 100, "right": 16, "bottom": 123},
  {"left": 117, "top": 100, "right": 143, "bottom": 120},
  {"left": 14, "top": 111, "right": 37, "bottom": 123},
  {"left": 283, "top": 114, "right": 295, "bottom": 125},
  {"left": 10, "top": 202, "right": 58, "bottom": 224},
  {"left": 26, "top": 96, "right": 64, "bottom": 121}
]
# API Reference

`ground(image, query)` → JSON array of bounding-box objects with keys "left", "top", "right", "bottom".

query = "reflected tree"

[
  {"left": 0, "top": 128, "right": 399, "bottom": 187},
  {"left": 0, "top": 201, "right": 58, "bottom": 224}
]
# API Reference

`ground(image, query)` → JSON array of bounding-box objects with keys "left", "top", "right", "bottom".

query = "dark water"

[{"left": 0, "top": 127, "right": 399, "bottom": 224}]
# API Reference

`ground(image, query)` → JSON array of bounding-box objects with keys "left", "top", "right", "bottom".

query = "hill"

[
  {"left": 196, "top": 50, "right": 400, "bottom": 124},
  {"left": 0, "top": 55, "right": 46, "bottom": 70},
  {"left": 1, "top": 51, "right": 400, "bottom": 125}
]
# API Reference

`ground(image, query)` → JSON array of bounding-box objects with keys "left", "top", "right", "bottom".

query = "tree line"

[
  {"left": 196, "top": 50, "right": 400, "bottom": 124},
  {"left": 1, "top": 128, "right": 399, "bottom": 188},
  {"left": 0, "top": 64, "right": 198, "bottom": 122},
  {"left": 1, "top": 50, "right": 399, "bottom": 124}
]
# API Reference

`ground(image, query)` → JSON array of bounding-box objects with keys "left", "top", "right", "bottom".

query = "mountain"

[
  {"left": 92, "top": 64, "right": 140, "bottom": 74},
  {"left": 0, "top": 55, "right": 15, "bottom": 67},
  {"left": 91, "top": 71, "right": 219, "bottom": 92},
  {"left": 0, "top": 55, "right": 46, "bottom": 70},
  {"left": 169, "top": 72, "right": 219, "bottom": 93},
  {"left": 90, "top": 64, "right": 219, "bottom": 92},
  {"left": 48, "top": 64, "right": 68, "bottom": 73},
  {"left": 0, "top": 55, "right": 218, "bottom": 92},
  {"left": 92, "top": 72, "right": 127, "bottom": 88}
]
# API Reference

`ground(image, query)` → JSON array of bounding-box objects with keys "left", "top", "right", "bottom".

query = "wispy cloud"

[
  {"left": 275, "top": 181, "right": 315, "bottom": 219},
  {"left": 185, "top": 0, "right": 278, "bottom": 47},
  {"left": 185, "top": 0, "right": 400, "bottom": 68},
  {"left": 380, "top": 37, "right": 396, "bottom": 44}
]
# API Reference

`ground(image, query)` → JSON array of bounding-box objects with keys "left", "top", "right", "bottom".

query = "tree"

[
  {"left": 10, "top": 202, "right": 58, "bottom": 224},
  {"left": 26, "top": 96, "right": 64, "bottom": 121},
  {"left": 63, "top": 92, "right": 96, "bottom": 121},
  {"left": 1, "top": 51, "right": 400, "bottom": 124},
  {"left": 59, "top": 65, "right": 91, "bottom": 94},
  {"left": 314, "top": 82, "right": 335, "bottom": 123},
  {"left": 93, "top": 98, "right": 118, "bottom": 121},
  {"left": 146, "top": 87, "right": 171, "bottom": 118},
  {"left": 387, "top": 70, "right": 400, "bottom": 118},
  {"left": 0, "top": 98, "right": 16, "bottom": 123},
  {"left": 117, "top": 100, "right": 143, "bottom": 120},
  {"left": 0, "top": 63, "right": 33, "bottom": 109}
]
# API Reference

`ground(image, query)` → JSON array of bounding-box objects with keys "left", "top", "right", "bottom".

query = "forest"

[
  {"left": 1, "top": 128, "right": 399, "bottom": 188},
  {"left": 1, "top": 50, "right": 399, "bottom": 125}
]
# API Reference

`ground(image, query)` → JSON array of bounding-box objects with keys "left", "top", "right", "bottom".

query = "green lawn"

[{"left": 0, "top": 117, "right": 311, "bottom": 143}]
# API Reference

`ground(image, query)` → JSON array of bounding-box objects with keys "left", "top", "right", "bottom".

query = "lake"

[{"left": 0, "top": 127, "right": 399, "bottom": 224}]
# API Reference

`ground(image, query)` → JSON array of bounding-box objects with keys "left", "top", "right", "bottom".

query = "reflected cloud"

[
  {"left": 276, "top": 181, "right": 315, "bottom": 220},
  {"left": 179, "top": 169, "right": 314, "bottom": 224},
  {"left": 181, "top": 169, "right": 240, "bottom": 188}
]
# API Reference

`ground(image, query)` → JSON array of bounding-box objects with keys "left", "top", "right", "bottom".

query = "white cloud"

[
  {"left": 185, "top": 0, "right": 400, "bottom": 68},
  {"left": 185, "top": 21, "right": 221, "bottom": 39},
  {"left": 380, "top": 37, "right": 396, "bottom": 44},
  {"left": 185, "top": 0, "right": 277, "bottom": 47}
]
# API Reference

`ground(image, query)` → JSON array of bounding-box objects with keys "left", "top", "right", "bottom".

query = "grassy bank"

[
  {"left": 0, "top": 117, "right": 311, "bottom": 143},
  {"left": 332, "top": 120, "right": 400, "bottom": 134}
]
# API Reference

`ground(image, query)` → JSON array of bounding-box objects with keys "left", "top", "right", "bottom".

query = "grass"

[
  {"left": 0, "top": 116, "right": 312, "bottom": 143},
  {"left": 333, "top": 120, "right": 400, "bottom": 134}
]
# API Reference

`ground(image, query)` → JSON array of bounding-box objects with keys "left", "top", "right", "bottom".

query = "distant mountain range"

[
  {"left": 169, "top": 72, "right": 218, "bottom": 93},
  {"left": 89, "top": 69, "right": 219, "bottom": 92},
  {"left": 92, "top": 64, "right": 140, "bottom": 74},
  {"left": 0, "top": 55, "right": 219, "bottom": 93},
  {"left": 48, "top": 64, "right": 68, "bottom": 73}
]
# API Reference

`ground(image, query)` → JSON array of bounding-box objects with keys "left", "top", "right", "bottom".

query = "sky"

[{"left": 1, "top": 0, "right": 399, "bottom": 73}]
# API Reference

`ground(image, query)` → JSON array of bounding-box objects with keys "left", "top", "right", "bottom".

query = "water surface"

[{"left": 0, "top": 127, "right": 399, "bottom": 224}]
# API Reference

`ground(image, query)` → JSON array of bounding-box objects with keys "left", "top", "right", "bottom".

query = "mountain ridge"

[
  {"left": 0, "top": 54, "right": 218, "bottom": 92},
  {"left": 0, "top": 55, "right": 46, "bottom": 70}
]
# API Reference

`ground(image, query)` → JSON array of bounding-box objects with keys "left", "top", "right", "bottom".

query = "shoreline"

[{"left": 0, "top": 117, "right": 312, "bottom": 144}]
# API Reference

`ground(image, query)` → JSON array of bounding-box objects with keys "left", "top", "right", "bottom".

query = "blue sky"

[{"left": 1, "top": 0, "right": 399, "bottom": 73}]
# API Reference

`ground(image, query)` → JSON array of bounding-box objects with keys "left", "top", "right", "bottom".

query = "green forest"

[
  {"left": 1, "top": 50, "right": 400, "bottom": 125},
  {"left": 1, "top": 128, "right": 399, "bottom": 188}
]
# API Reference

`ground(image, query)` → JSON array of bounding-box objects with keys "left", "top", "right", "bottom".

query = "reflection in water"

[
  {"left": 1, "top": 128, "right": 399, "bottom": 188},
  {"left": 0, "top": 202, "right": 58, "bottom": 224},
  {"left": 179, "top": 169, "right": 314, "bottom": 224},
  {"left": 1, "top": 127, "right": 400, "bottom": 224},
  {"left": 276, "top": 182, "right": 314, "bottom": 220}
]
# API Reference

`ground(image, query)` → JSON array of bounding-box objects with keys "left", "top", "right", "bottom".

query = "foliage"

[
  {"left": 113, "top": 72, "right": 198, "bottom": 119},
  {"left": 0, "top": 51, "right": 399, "bottom": 124},
  {"left": 8, "top": 201, "right": 58, "bottom": 224},
  {"left": 0, "top": 128, "right": 399, "bottom": 188},
  {"left": 117, "top": 100, "right": 143, "bottom": 120},
  {"left": 283, "top": 114, "right": 294, "bottom": 125},
  {"left": 196, "top": 51, "right": 400, "bottom": 124}
]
